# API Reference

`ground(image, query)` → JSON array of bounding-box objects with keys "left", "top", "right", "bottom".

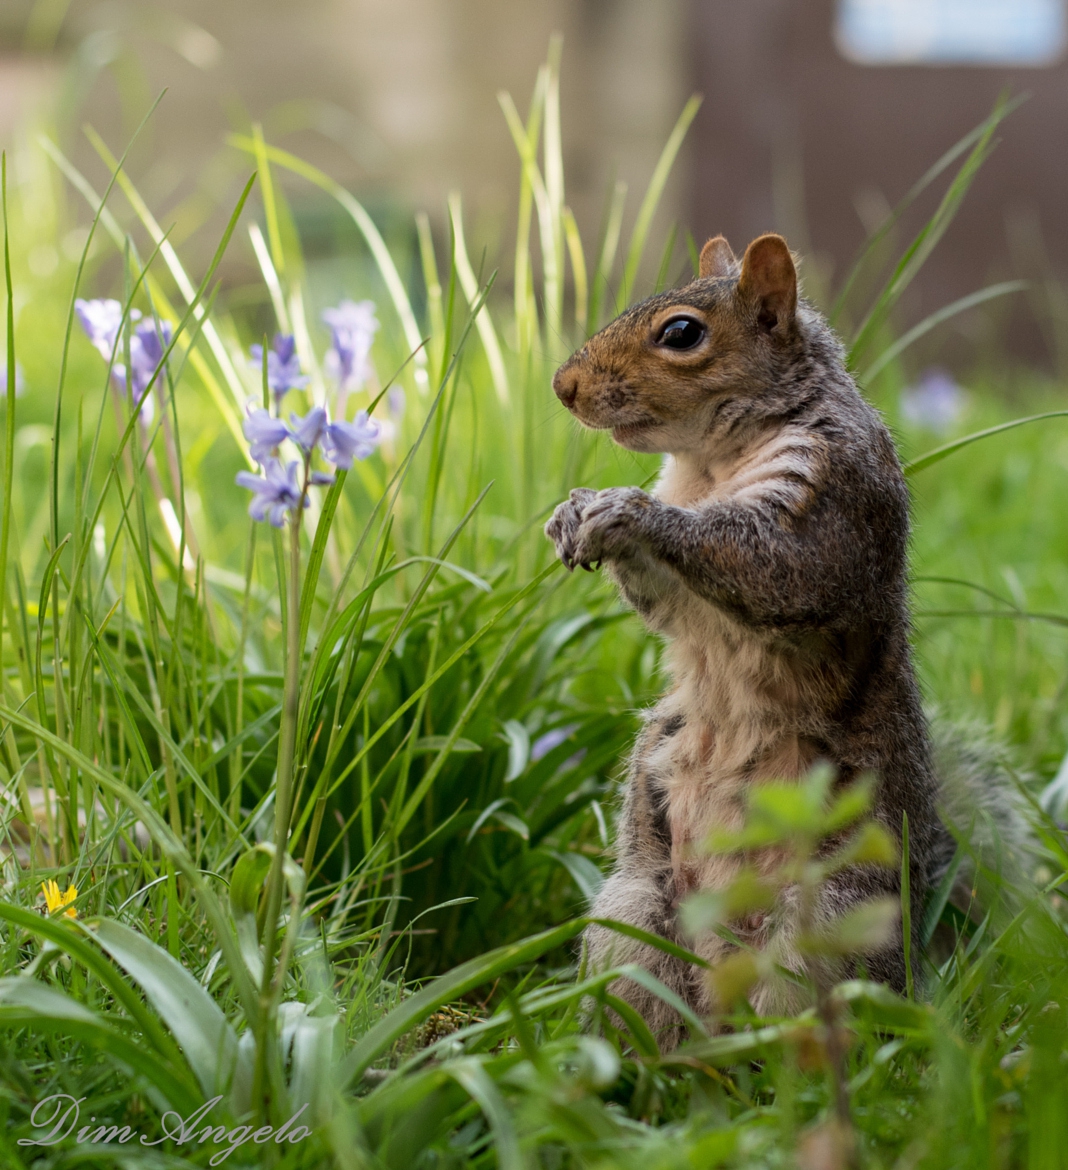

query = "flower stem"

[{"left": 253, "top": 459, "right": 308, "bottom": 1120}]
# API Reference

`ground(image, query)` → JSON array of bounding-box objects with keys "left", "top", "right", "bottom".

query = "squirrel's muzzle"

[{"left": 552, "top": 366, "right": 579, "bottom": 409}]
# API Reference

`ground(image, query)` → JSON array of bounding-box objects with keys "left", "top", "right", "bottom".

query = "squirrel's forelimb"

[{"left": 544, "top": 231, "right": 1035, "bottom": 1048}]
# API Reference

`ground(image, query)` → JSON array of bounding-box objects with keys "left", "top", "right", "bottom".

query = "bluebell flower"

[
  {"left": 128, "top": 320, "right": 172, "bottom": 403},
  {"left": 235, "top": 458, "right": 306, "bottom": 527},
  {"left": 74, "top": 298, "right": 130, "bottom": 362},
  {"left": 387, "top": 386, "right": 405, "bottom": 419},
  {"left": 531, "top": 724, "right": 578, "bottom": 762},
  {"left": 900, "top": 367, "right": 966, "bottom": 434},
  {"left": 322, "top": 411, "right": 380, "bottom": 469},
  {"left": 322, "top": 299, "right": 378, "bottom": 391},
  {"left": 249, "top": 333, "right": 309, "bottom": 404},
  {"left": 288, "top": 406, "right": 329, "bottom": 454},
  {"left": 243, "top": 406, "right": 289, "bottom": 463}
]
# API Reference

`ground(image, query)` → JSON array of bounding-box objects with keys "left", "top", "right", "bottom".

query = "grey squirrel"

[{"left": 545, "top": 233, "right": 1034, "bottom": 1040}]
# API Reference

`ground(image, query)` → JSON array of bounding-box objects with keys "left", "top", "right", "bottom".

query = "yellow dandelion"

[{"left": 41, "top": 879, "right": 79, "bottom": 918}]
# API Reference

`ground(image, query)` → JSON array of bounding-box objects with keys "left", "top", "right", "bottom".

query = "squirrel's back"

[{"left": 546, "top": 233, "right": 1032, "bottom": 1029}]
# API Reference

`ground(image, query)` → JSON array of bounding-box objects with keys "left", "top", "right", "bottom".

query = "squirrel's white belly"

[{"left": 640, "top": 594, "right": 818, "bottom": 893}]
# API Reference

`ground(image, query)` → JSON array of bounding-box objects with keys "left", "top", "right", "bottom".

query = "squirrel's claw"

[{"left": 545, "top": 488, "right": 597, "bottom": 573}]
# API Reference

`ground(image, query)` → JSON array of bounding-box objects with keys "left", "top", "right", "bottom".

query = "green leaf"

[
  {"left": 493, "top": 809, "right": 531, "bottom": 841},
  {"left": 618, "top": 94, "right": 702, "bottom": 309},
  {"left": 89, "top": 919, "right": 238, "bottom": 1098},
  {"left": 412, "top": 735, "right": 482, "bottom": 754},
  {"left": 904, "top": 411, "right": 1068, "bottom": 477},
  {"left": 501, "top": 719, "right": 530, "bottom": 782},
  {"left": 446, "top": 1059, "right": 524, "bottom": 1170},
  {"left": 603, "top": 993, "right": 660, "bottom": 1059},
  {"left": 798, "top": 897, "right": 899, "bottom": 958},
  {"left": 230, "top": 844, "right": 274, "bottom": 917},
  {"left": 679, "top": 869, "right": 777, "bottom": 935},
  {"left": 823, "top": 822, "right": 899, "bottom": 874},
  {"left": 0, "top": 902, "right": 184, "bottom": 1069},
  {"left": 708, "top": 950, "right": 761, "bottom": 1009},
  {"left": 548, "top": 850, "right": 605, "bottom": 907},
  {"left": 341, "top": 919, "right": 587, "bottom": 1086},
  {"left": 0, "top": 978, "right": 200, "bottom": 1113},
  {"left": 833, "top": 979, "right": 934, "bottom": 1033}
]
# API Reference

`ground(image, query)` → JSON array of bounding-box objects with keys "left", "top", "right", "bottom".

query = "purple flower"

[
  {"left": 387, "top": 386, "right": 405, "bottom": 420},
  {"left": 74, "top": 299, "right": 171, "bottom": 419},
  {"left": 243, "top": 406, "right": 289, "bottom": 463},
  {"left": 249, "top": 333, "right": 309, "bottom": 404},
  {"left": 128, "top": 320, "right": 172, "bottom": 402},
  {"left": 0, "top": 363, "right": 25, "bottom": 397},
  {"left": 322, "top": 300, "right": 378, "bottom": 393},
  {"left": 235, "top": 458, "right": 306, "bottom": 527},
  {"left": 108, "top": 321, "right": 171, "bottom": 409},
  {"left": 74, "top": 298, "right": 128, "bottom": 362},
  {"left": 531, "top": 724, "right": 579, "bottom": 762},
  {"left": 288, "top": 406, "right": 329, "bottom": 454},
  {"left": 322, "top": 411, "right": 380, "bottom": 469},
  {"left": 900, "top": 368, "right": 966, "bottom": 434}
]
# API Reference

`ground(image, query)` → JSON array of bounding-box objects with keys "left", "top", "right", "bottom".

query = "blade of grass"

[
  {"left": 847, "top": 102, "right": 1006, "bottom": 367},
  {"left": 589, "top": 179, "right": 626, "bottom": 334},
  {"left": 447, "top": 194, "right": 509, "bottom": 404},
  {"left": 861, "top": 280, "right": 1026, "bottom": 384},
  {"left": 0, "top": 702, "right": 260, "bottom": 1023},
  {"left": 341, "top": 918, "right": 587, "bottom": 1085},
  {"left": 85, "top": 125, "right": 252, "bottom": 415},
  {"left": 616, "top": 95, "right": 701, "bottom": 312},
  {"left": 227, "top": 133, "right": 428, "bottom": 393},
  {"left": 0, "top": 155, "right": 15, "bottom": 683},
  {"left": 903, "top": 411, "right": 1068, "bottom": 476},
  {"left": 562, "top": 206, "right": 588, "bottom": 335},
  {"left": 830, "top": 95, "right": 1024, "bottom": 326}
]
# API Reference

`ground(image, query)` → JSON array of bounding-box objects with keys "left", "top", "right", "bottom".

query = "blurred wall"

[
  {"left": 1, "top": 1, "right": 690, "bottom": 281},
  {"left": 3, "top": 1, "right": 1065, "bottom": 367},
  {"left": 689, "top": 0, "right": 1068, "bottom": 366}
]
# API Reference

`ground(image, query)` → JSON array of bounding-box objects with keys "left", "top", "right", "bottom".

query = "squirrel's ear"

[
  {"left": 698, "top": 235, "right": 737, "bottom": 279},
  {"left": 738, "top": 234, "right": 797, "bottom": 333}
]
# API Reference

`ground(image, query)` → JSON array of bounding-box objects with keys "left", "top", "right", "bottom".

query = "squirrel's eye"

[{"left": 657, "top": 317, "right": 705, "bottom": 350}]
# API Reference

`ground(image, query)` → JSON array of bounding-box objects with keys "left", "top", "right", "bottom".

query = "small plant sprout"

[
  {"left": 680, "top": 764, "right": 899, "bottom": 1153},
  {"left": 40, "top": 880, "right": 78, "bottom": 918},
  {"left": 248, "top": 332, "right": 309, "bottom": 405}
]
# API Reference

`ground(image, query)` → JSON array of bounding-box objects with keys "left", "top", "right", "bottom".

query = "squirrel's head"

[{"left": 552, "top": 233, "right": 801, "bottom": 454}]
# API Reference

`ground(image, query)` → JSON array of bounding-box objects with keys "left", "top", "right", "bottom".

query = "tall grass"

[{"left": 0, "top": 46, "right": 1066, "bottom": 1168}]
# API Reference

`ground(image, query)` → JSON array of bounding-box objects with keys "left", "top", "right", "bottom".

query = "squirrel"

[{"left": 544, "top": 232, "right": 1034, "bottom": 1042}]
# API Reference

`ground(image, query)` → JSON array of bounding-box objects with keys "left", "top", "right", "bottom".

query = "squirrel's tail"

[{"left": 928, "top": 715, "right": 1040, "bottom": 932}]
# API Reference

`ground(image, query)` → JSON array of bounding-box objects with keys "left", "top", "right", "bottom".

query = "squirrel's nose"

[{"left": 553, "top": 367, "right": 579, "bottom": 409}]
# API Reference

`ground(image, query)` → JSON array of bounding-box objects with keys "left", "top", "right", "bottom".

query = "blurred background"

[{"left": 2, "top": 0, "right": 1068, "bottom": 371}]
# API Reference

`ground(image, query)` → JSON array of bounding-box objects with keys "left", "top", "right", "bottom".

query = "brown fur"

[{"left": 546, "top": 233, "right": 943, "bottom": 1044}]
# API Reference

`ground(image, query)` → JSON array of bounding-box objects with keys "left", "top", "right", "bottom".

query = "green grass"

[{"left": 0, "top": 50, "right": 1067, "bottom": 1169}]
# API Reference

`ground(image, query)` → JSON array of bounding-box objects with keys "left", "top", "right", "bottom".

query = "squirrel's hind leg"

[{"left": 585, "top": 868, "right": 704, "bottom": 1051}]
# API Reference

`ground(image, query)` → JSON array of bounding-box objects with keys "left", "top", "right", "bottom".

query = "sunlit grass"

[{"left": 0, "top": 48, "right": 1066, "bottom": 1168}]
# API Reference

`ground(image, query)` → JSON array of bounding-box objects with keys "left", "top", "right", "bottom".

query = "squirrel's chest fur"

[{"left": 621, "top": 432, "right": 844, "bottom": 891}]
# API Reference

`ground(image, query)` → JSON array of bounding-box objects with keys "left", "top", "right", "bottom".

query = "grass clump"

[{"left": 0, "top": 46, "right": 1066, "bottom": 1169}]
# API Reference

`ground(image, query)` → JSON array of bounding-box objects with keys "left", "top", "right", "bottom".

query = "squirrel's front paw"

[
  {"left": 545, "top": 488, "right": 597, "bottom": 570},
  {"left": 571, "top": 487, "right": 654, "bottom": 570}
]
